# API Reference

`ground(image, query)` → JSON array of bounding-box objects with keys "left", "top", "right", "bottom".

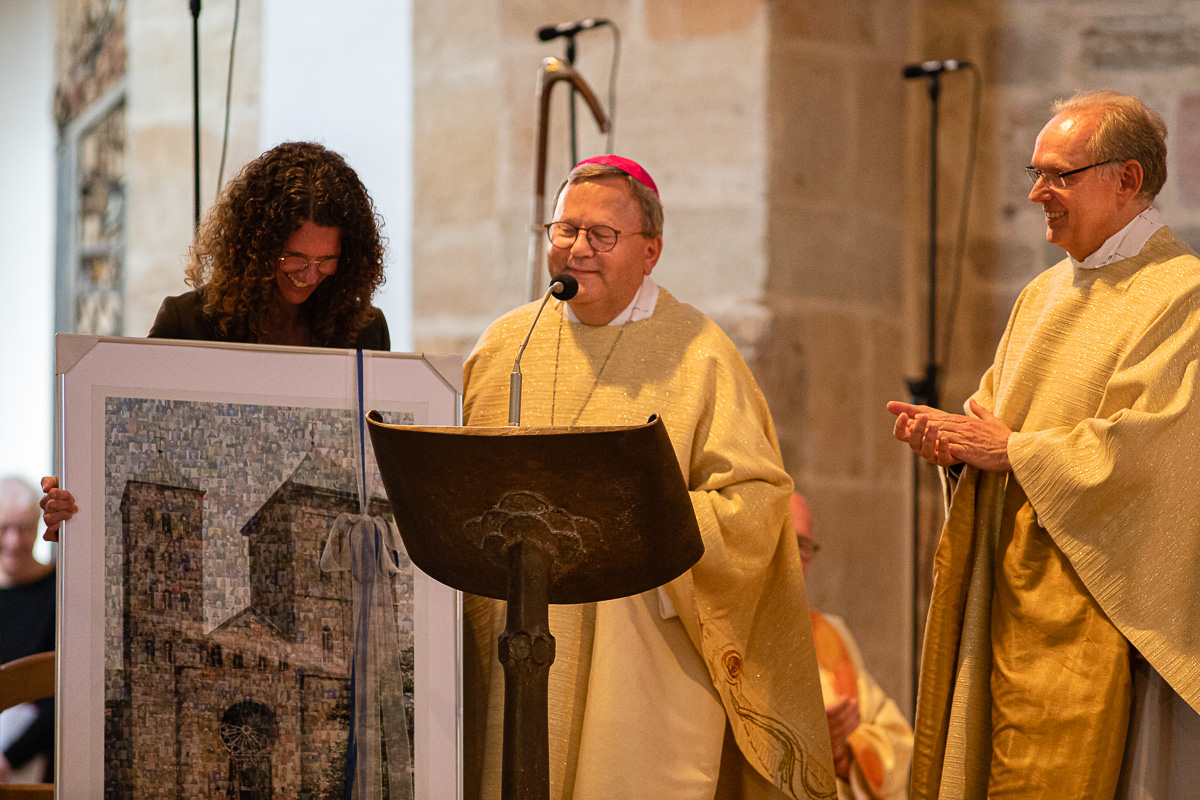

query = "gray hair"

[
  {"left": 0, "top": 475, "right": 40, "bottom": 521},
  {"left": 1053, "top": 91, "right": 1167, "bottom": 201},
  {"left": 552, "top": 163, "right": 664, "bottom": 239}
]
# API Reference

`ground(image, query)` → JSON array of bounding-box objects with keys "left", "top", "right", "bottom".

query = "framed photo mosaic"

[{"left": 54, "top": 335, "right": 463, "bottom": 800}]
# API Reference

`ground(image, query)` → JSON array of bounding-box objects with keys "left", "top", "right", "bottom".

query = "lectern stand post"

[{"left": 500, "top": 540, "right": 554, "bottom": 797}]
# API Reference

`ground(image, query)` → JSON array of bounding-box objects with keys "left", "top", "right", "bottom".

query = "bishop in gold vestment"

[
  {"left": 462, "top": 155, "right": 836, "bottom": 799},
  {"left": 890, "top": 93, "right": 1200, "bottom": 800}
]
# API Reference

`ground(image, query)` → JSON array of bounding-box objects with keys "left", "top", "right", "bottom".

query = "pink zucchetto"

[{"left": 573, "top": 154, "right": 659, "bottom": 198}]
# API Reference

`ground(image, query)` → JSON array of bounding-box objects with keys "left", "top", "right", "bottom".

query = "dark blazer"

[{"left": 148, "top": 290, "right": 391, "bottom": 351}]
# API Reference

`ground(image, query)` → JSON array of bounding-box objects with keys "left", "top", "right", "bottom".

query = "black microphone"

[
  {"left": 537, "top": 18, "right": 610, "bottom": 42},
  {"left": 550, "top": 273, "right": 579, "bottom": 301},
  {"left": 902, "top": 59, "right": 971, "bottom": 79},
  {"left": 509, "top": 274, "right": 579, "bottom": 425}
]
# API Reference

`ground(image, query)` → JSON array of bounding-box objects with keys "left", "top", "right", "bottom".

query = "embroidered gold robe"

[
  {"left": 461, "top": 288, "right": 836, "bottom": 799},
  {"left": 912, "top": 227, "right": 1200, "bottom": 800}
]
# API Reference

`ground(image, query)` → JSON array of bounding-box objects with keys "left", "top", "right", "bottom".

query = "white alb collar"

[
  {"left": 1072, "top": 207, "right": 1164, "bottom": 270},
  {"left": 565, "top": 275, "right": 659, "bottom": 325}
]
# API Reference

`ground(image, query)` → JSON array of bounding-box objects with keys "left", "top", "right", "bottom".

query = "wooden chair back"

[{"left": 0, "top": 651, "right": 55, "bottom": 800}]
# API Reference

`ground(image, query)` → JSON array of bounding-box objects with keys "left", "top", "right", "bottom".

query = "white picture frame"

[{"left": 54, "top": 335, "right": 463, "bottom": 800}]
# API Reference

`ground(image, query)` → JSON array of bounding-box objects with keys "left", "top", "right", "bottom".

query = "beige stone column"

[{"left": 753, "top": 1, "right": 914, "bottom": 710}]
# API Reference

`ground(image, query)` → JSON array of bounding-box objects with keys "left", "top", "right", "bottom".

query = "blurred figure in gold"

[{"left": 794, "top": 493, "right": 912, "bottom": 800}]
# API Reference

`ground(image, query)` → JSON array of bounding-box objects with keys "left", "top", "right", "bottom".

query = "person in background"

[
  {"left": 793, "top": 493, "right": 913, "bottom": 800},
  {"left": 40, "top": 140, "right": 391, "bottom": 539},
  {"left": 0, "top": 476, "right": 55, "bottom": 784}
]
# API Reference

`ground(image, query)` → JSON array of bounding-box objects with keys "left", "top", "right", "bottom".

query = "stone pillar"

[{"left": 754, "top": 0, "right": 914, "bottom": 710}]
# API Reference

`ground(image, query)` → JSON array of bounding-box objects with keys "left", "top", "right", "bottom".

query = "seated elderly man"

[
  {"left": 461, "top": 155, "right": 836, "bottom": 799},
  {"left": 0, "top": 476, "right": 55, "bottom": 785}
]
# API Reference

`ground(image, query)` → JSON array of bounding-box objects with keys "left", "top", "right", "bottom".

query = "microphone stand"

[
  {"left": 510, "top": 276, "right": 578, "bottom": 426},
  {"left": 905, "top": 70, "right": 941, "bottom": 712},
  {"left": 564, "top": 35, "right": 578, "bottom": 169},
  {"left": 509, "top": 286, "right": 560, "bottom": 427},
  {"left": 189, "top": 0, "right": 201, "bottom": 232}
]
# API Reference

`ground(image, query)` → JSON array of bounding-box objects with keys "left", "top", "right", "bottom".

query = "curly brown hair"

[{"left": 185, "top": 141, "right": 387, "bottom": 346}]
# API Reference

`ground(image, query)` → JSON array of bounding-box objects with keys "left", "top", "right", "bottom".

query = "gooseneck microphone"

[
  {"left": 902, "top": 59, "right": 971, "bottom": 78},
  {"left": 550, "top": 274, "right": 580, "bottom": 302},
  {"left": 509, "top": 274, "right": 580, "bottom": 426},
  {"left": 537, "top": 17, "right": 610, "bottom": 41}
]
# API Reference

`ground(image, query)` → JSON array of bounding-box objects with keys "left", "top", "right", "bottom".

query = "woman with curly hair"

[
  {"left": 40, "top": 142, "right": 392, "bottom": 538},
  {"left": 148, "top": 140, "right": 390, "bottom": 349}
]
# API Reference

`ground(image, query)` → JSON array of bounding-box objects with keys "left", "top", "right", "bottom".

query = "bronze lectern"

[{"left": 366, "top": 413, "right": 703, "bottom": 800}]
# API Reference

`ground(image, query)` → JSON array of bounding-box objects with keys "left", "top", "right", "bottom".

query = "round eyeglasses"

[
  {"left": 544, "top": 222, "right": 643, "bottom": 253},
  {"left": 278, "top": 254, "right": 339, "bottom": 275},
  {"left": 1025, "top": 160, "right": 1119, "bottom": 190}
]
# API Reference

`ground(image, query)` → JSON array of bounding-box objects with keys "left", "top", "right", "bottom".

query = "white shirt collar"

[
  {"left": 564, "top": 275, "right": 659, "bottom": 325},
  {"left": 1072, "top": 207, "right": 1164, "bottom": 270}
]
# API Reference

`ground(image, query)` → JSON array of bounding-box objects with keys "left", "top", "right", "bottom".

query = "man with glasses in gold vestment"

[
  {"left": 460, "top": 155, "right": 836, "bottom": 800},
  {"left": 889, "top": 91, "right": 1200, "bottom": 799}
]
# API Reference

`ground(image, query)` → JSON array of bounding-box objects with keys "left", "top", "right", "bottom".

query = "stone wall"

[
  {"left": 124, "top": 0, "right": 261, "bottom": 338},
  {"left": 412, "top": 0, "right": 774, "bottom": 355}
]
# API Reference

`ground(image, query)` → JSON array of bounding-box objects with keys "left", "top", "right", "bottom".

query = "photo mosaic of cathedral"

[{"left": 101, "top": 397, "right": 417, "bottom": 799}]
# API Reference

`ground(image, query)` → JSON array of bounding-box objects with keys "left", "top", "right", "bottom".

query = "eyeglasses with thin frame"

[
  {"left": 544, "top": 222, "right": 644, "bottom": 253},
  {"left": 1024, "top": 160, "right": 1119, "bottom": 190},
  {"left": 278, "top": 254, "right": 339, "bottom": 275}
]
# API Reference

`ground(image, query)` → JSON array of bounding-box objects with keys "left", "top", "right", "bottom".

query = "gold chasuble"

[
  {"left": 912, "top": 227, "right": 1200, "bottom": 800},
  {"left": 461, "top": 288, "right": 836, "bottom": 800}
]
